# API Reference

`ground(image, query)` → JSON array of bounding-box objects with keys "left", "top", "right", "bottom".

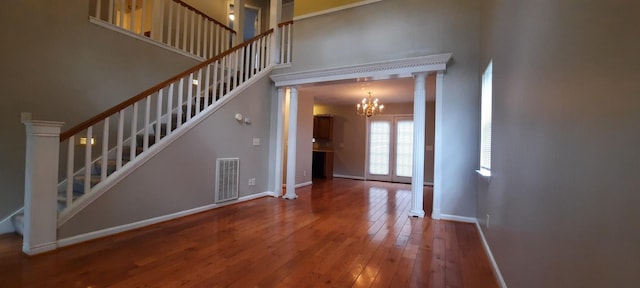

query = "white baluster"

[
  {"left": 166, "top": 82, "right": 174, "bottom": 136},
  {"left": 211, "top": 61, "right": 218, "bottom": 103},
  {"left": 196, "top": 69, "right": 202, "bottom": 113},
  {"left": 130, "top": 0, "right": 136, "bottom": 32},
  {"left": 101, "top": 117, "right": 109, "bottom": 181},
  {"left": 209, "top": 22, "right": 214, "bottom": 57},
  {"left": 215, "top": 26, "right": 220, "bottom": 55},
  {"left": 144, "top": 96, "right": 151, "bottom": 150},
  {"left": 177, "top": 78, "right": 184, "bottom": 127},
  {"left": 156, "top": 88, "right": 163, "bottom": 144},
  {"left": 66, "top": 137, "right": 75, "bottom": 208},
  {"left": 189, "top": 11, "right": 195, "bottom": 53},
  {"left": 251, "top": 41, "right": 257, "bottom": 76},
  {"left": 96, "top": 0, "right": 102, "bottom": 18},
  {"left": 140, "top": 0, "right": 146, "bottom": 36},
  {"left": 204, "top": 64, "right": 210, "bottom": 108},
  {"left": 84, "top": 126, "right": 93, "bottom": 196},
  {"left": 167, "top": 1, "right": 173, "bottom": 45},
  {"left": 226, "top": 55, "right": 231, "bottom": 94},
  {"left": 175, "top": 4, "right": 181, "bottom": 47},
  {"left": 219, "top": 56, "right": 225, "bottom": 97},
  {"left": 234, "top": 50, "right": 239, "bottom": 89},
  {"left": 116, "top": 111, "right": 124, "bottom": 169},
  {"left": 182, "top": 6, "right": 188, "bottom": 51},
  {"left": 130, "top": 102, "right": 138, "bottom": 161},
  {"left": 244, "top": 44, "right": 250, "bottom": 81},
  {"left": 280, "top": 26, "right": 285, "bottom": 64},
  {"left": 108, "top": 0, "right": 114, "bottom": 23},
  {"left": 287, "top": 24, "right": 292, "bottom": 63},
  {"left": 119, "top": 0, "right": 125, "bottom": 27},
  {"left": 202, "top": 17, "right": 208, "bottom": 58},
  {"left": 187, "top": 73, "right": 193, "bottom": 121},
  {"left": 239, "top": 46, "right": 245, "bottom": 85}
]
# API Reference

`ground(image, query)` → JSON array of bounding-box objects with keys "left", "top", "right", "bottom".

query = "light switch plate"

[{"left": 252, "top": 138, "right": 260, "bottom": 146}]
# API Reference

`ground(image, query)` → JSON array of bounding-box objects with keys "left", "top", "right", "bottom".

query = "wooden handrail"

[
  {"left": 172, "top": 0, "right": 236, "bottom": 33},
  {"left": 278, "top": 20, "right": 294, "bottom": 27},
  {"left": 60, "top": 29, "right": 274, "bottom": 141}
]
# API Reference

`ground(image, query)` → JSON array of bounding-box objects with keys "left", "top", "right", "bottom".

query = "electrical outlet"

[
  {"left": 248, "top": 178, "right": 256, "bottom": 186},
  {"left": 252, "top": 138, "right": 260, "bottom": 146},
  {"left": 486, "top": 213, "right": 491, "bottom": 229}
]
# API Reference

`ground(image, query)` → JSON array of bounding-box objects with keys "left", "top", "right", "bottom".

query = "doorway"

[
  {"left": 228, "top": 4, "right": 261, "bottom": 42},
  {"left": 366, "top": 115, "right": 414, "bottom": 184}
]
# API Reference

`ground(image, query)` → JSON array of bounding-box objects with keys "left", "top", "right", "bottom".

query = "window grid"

[
  {"left": 395, "top": 120, "right": 413, "bottom": 177},
  {"left": 369, "top": 121, "right": 390, "bottom": 175}
]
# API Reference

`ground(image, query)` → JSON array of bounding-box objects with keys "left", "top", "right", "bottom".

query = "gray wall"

[
  {"left": 478, "top": 0, "right": 640, "bottom": 287},
  {"left": 59, "top": 74, "right": 273, "bottom": 238},
  {"left": 0, "top": 0, "right": 199, "bottom": 220},
  {"left": 274, "top": 0, "right": 481, "bottom": 217}
]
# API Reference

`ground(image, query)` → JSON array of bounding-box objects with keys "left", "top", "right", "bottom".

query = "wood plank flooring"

[{"left": 0, "top": 178, "right": 498, "bottom": 287}]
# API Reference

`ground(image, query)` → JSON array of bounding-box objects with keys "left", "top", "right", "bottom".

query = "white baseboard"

[
  {"left": 23, "top": 241, "right": 57, "bottom": 255},
  {"left": 333, "top": 174, "right": 365, "bottom": 180},
  {"left": 439, "top": 214, "right": 476, "bottom": 223},
  {"left": 0, "top": 207, "right": 24, "bottom": 235},
  {"left": 295, "top": 181, "right": 313, "bottom": 188},
  {"left": 475, "top": 221, "right": 508, "bottom": 288},
  {"left": 57, "top": 192, "right": 273, "bottom": 248}
]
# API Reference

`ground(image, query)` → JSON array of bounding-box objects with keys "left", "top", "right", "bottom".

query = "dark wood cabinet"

[{"left": 313, "top": 115, "right": 333, "bottom": 140}]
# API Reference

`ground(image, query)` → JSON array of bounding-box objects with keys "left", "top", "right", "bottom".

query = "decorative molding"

[
  {"left": 475, "top": 221, "right": 508, "bottom": 288},
  {"left": 271, "top": 53, "right": 452, "bottom": 87},
  {"left": 440, "top": 214, "right": 476, "bottom": 223},
  {"left": 89, "top": 17, "right": 204, "bottom": 62},
  {"left": 293, "top": 0, "right": 384, "bottom": 21},
  {"left": 57, "top": 68, "right": 273, "bottom": 227},
  {"left": 0, "top": 207, "right": 23, "bottom": 235},
  {"left": 333, "top": 174, "right": 365, "bottom": 180},
  {"left": 58, "top": 192, "right": 274, "bottom": 248},
  {"left": 295, "top": 181, "right": 313, "bottom": 188}
]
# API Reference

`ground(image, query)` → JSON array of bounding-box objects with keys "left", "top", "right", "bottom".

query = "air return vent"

[{"left": 215, "top": 158, "right": 240, "bottom": 203}]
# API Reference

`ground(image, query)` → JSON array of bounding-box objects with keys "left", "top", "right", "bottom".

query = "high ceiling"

[{"left": 298, "top": 77, "right": 427, "bottom": 105}]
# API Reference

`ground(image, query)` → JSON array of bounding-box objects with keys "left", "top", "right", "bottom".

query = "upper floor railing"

[{"left": 90, "top": 0, "right": 236, "bottom": 59}]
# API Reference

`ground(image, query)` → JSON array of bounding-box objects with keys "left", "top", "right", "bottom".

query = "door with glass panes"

[{"left": 366, "top": 115, "right": 413, "bottom": 183}]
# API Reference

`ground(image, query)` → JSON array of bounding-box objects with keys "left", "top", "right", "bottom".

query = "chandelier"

[{"left": 356, "top": 92, "right": 384, "bottom": 117}]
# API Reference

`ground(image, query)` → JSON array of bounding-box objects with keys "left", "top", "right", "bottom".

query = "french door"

[{"left": 366, "top": 115, "right": 414, "bottom": 183}]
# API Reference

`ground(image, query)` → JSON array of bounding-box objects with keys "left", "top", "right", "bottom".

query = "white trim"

[
  {"left": 0, "top": 207, "right": 23, "bottom": 235},
  {"left": 293, "top": 0, "right": 384, "bottom": 21},
  {"left": 295, "top": 181, "right": 313, "bottom": 188},
  {"left": 58, "top": 191, "right": 274, "bottom": 248},
  {"left": 271, "top": 53, "right": 452, "bottom": 87},
  {"left": 424, "top": 182, "right": 434, "bottom": 186},
  {"left": 476, "top": 169, "right": 492, "bottom": 181},
  {"left": 333, "top": 174, "right": 365, "bottom": 180},
  {"left": 440, "top": 214, "right": 476, "bottom": 223},
  {"left": 57, "top": 68, "right": 273, "bottom": 226},
  {"left": 432, "top": 71, "right": 444, "bottom": 220},
  {"left": 23, "top": 241, "right": 57, "bottom": 256},
  {"left": 89, "top": 17, "right": 204, "bottom": 62},
  {"left": 475, "top": 221, "right": 508, "bottom": 288}
]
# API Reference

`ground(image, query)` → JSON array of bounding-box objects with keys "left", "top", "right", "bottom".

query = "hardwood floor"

[{"left": 0, "top": 179, "right": 498, "bottom": 287}]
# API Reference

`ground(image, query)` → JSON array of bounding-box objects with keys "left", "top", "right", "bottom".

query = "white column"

[
  {"left": 432, "top": 71, "right": 445, "bottom": 220},
  {"left": 409, "top": 72, "right": 427, "bottom": 218},
  {"left": 273, "top": 87, "right": 285, "bottom": 197},
  {"left": 270, "top": 0, "right": 282, "bottom": 64},
  {"left": 284, "top": 86, "right": 298, "bottom": 199},
  {"left": 22, "top": 119, "right": 65, "bottom": 255}
]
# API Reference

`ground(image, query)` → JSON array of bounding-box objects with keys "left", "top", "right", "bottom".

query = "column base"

[
  {"left": 408, "top": 209, "right": 426, "bottom": 218},
  {"left": 283, "top": 193, "right": 298, "bottom": 200}
]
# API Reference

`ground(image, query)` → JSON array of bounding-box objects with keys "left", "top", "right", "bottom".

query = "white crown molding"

[
  {"left": 270, "top": 53, "right": 452, "bottom": 87},
  {"left": 293, "top": 0, "right": 384, "bottom": 21}
]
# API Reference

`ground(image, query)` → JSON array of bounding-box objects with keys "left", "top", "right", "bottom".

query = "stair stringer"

[{"left": 57, "top": 67, "right": 274, "bottom": 228}]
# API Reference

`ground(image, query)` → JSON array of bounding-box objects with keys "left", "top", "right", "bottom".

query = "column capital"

[{"left": 412, "top": 71, "right": 429, "bottom": 79}]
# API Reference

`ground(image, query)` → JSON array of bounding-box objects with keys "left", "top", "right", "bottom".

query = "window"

[{"left": 479, "top": 61, "right": 493, "bottom": 176}]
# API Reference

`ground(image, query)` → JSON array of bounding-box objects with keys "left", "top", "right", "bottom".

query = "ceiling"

[{"left": 298, "top": 77, "right": 429, "bottom": 105}]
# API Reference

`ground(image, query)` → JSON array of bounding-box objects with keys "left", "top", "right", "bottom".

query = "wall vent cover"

[{"left": 215, "top": 158, "right": 240, "bottom": 203}]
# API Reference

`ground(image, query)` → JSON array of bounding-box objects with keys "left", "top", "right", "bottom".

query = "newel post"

[{"left": 22, "top": 119, "right": 64, "bottom": 255}]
